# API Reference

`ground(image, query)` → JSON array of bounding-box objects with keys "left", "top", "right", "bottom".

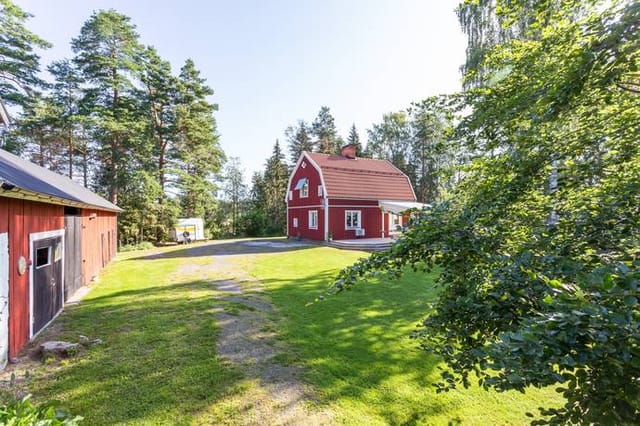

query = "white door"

[{"left": 0, "top": 232, "right": 8, "bottom": 369}]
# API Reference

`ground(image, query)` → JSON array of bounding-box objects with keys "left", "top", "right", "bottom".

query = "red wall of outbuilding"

[
  {"left": 81, "top": 209, "right": 117, "bottom": 284},
  {"left": 0, "top": 198, "right": 64, "bottom": 358}
]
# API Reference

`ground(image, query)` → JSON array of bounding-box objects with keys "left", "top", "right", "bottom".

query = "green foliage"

[
  {"left": 118, "top": 241, "right": 154, "bottom": 252},
  {"left": 311, "top": 106, "right": 340, "bottom": 154},
  {"left": 285, "top": 120, "right": 313, "bottom": 163},
  {"left": 336, "top": 0, "right": 640, "bottom": 424},
  {"left": 0, "top": 394, "right": 82, "bottom": 425}
]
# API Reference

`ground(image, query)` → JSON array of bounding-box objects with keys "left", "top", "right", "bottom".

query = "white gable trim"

[{"left": 284, "top": 152, "right": 329, "bottom": 203}]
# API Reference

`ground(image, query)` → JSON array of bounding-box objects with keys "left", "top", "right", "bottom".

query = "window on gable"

[
  {"left": 345, "top": 210, "right": 361, "bottom": 230},
  {"left": 300, "top": 181, "right": 309, "bottom": 198},
  {"left": 318, "top": 185, "right": 323, "bottom": 197},
  {"left": 288, "top": 191, "right": 292, "bottom": 201},
  {"left": 309, "top": 210, "right": 318, "bottom": 230}
]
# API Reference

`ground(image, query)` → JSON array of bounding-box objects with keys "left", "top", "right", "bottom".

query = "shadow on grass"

[
  {"left": 28, "top": 279, "right": 245, "bottom": 425},
  {"left": 257, "top": 266, "right": 453, "bottom": 424},
  {"left": 129, "top": 238, "right": 316, "bottom": 261}
]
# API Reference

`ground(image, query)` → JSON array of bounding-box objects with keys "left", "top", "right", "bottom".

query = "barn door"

[
  {"left": 64, "top": 215, "right": 82, "bottom": 301},
  {"left": 32, "top": 236, "right": 63, "bottom": 335},
  {"left": 0, "top": 232, "right": 8, "bottom": 368}
]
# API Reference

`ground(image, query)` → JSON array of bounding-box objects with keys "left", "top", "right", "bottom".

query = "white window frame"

[
  {"left": 300, "top": 181, "right": 309, "bottom": 198},
  {"left": 318, "top": 185, "right": 323, "bottom": 197},
  {"left": 293, "top": 217, "right": 298, "bottom": 228},
  {"left": 288, "top": 191, "right": 292, "bottom": 201},
  {"left": 308, "top": 210, "right": 318, "bottom": 230},
  {"left": 345, "top": 210, "right": 361, "bottom": 230}
]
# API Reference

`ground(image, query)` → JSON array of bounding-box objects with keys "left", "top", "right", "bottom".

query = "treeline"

[{"left": 1, "top": 4, "right": 223, "bottom": 244}]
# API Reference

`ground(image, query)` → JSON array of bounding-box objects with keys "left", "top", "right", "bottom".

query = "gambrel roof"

[
  {"left": 0, "top": 148, "right": 122, "bottom": 212},
  {"left": 303, "top": 152, "right": 416, "bottom": 201}
]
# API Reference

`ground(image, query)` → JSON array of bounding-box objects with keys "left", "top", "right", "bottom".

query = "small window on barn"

[
  {"left": 300, "top": 181, "right": 309, "bottom": 198},
  {"left": 293, "top": 218, "right": 298, "bottom": 228},
  {"left": 309, "top": 210, "right": 318, "bottom": 230},
  {"left": 345, "top": 210, "right": 361, "bottom": 230},
  {"left": 318, "top": 185, "right": 323, "bottom": 197},
  {"left": 35, "top": 247, "right": 50, "bottom": 269},
  {"left": 288, "top": 191, "right": 292, "bottom": 201}
]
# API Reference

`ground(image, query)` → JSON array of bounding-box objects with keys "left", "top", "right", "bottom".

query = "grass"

[
  {"left": 14, "top": 246, "right": 244, "bottom": 424},
  {"left": 8, "top": 240, "right": 563, "bottom": 425},
  {"left": 246, "top": 246, "right": 563, "bottom": 425}
]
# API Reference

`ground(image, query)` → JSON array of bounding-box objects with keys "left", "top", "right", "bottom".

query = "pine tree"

[
  {"left": 0, "top": 0, "right": 50, "bottom": 126},
  {"left": 285, "top": 120, "right": 314, "bottom": 163},
  {"left": 71, "top": 9, "right": 143, "bottom": 204},
  {"left": 346, "top": 123, "right": 362, "bottom": 155},
  {"left": 311, "top": 106, "right": 339, "bottom": 154},
  {"left": 262, "top": 140, "right": 289, "bottom": 234},
  {"left": 175, "top": 59, "right": 225, "bottom": 224}
]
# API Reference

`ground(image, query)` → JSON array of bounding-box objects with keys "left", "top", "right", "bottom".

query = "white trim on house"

[
  {"left": 308, "top": 210, "right": 318, "bottom": 230},
  {"left": 303, "top": 153, "right": 329, "bottom": 198},
  {"left": 345, "top": 210, "right": 362, "bottom": 230},
  {"left": 0, "top": 232, "right": 8, "bottom": 369},
  {"left": 28, "top": 228, "right": 65, "bottom": 338},
  {"left": 287, "top": 204, "right": 324, "bottom": 210}
]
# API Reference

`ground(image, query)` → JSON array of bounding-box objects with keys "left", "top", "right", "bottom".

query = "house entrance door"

[{"left": 32, "top": 236, "right": 63, "bottom": 335}]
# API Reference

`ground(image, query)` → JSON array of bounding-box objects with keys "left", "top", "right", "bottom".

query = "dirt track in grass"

[{"left": 174, "top": 240, "right": 334, "bottom": 425}]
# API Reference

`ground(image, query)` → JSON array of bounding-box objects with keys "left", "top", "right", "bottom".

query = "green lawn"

[
  {"left": 246, "top": 246, "right": 563, "bottom": 425},
  {"left": 13, "top": 241, "right": 561, "bottom": 425}
]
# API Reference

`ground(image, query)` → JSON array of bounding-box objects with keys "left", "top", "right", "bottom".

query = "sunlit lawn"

[
  {"left": 17, "top": 240, "right": 562, "bottom": 425},
  {"left": 248, "top": 246, "right": 563, "bottom": 425}
]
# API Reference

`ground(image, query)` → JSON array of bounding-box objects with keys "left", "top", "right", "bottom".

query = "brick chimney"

[{"left": 340, "top": 143, "right": 357, "bottom": 159}]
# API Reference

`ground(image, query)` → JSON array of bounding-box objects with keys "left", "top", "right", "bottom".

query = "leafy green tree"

[
  {"left": 365, "top": 112, "right": 412, "bottom": 178},
  {"left": 335, "top": 1, "right": 640, "bottom": 424},
  {"left": 408, "top": 96, "right": 457, "bottom": 203},
  {"left": 71, "top": 9, "right": 143, "bottom": 204},
  {"left": 311, "top": 106, "right": 339, "bottom": 154},
  {"left": 285, "top": 120, "right": 313, "bottom": 163}
]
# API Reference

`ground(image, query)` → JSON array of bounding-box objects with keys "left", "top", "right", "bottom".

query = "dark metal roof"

[{"left": 0, "top": 148, "right": 122, "bottom": 212}]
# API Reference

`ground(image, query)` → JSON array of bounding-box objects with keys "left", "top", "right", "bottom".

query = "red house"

[
  {"left": 0, "top": 148, "right": 121, "bottom": 367},
  {"left": 286, "top": 144, "right": 419, "bottom": 241}
]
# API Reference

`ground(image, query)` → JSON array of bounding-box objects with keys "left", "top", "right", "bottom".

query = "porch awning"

[
  {"left": 379, "top": 200, "right": 428, "bottom": 214},
  {"left": 294, "top": 178, "right": 307, "bottom": 190}
]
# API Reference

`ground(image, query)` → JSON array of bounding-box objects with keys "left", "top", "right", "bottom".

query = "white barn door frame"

[{"left": 0, "top": 232, "right": 8, "bottom": 369}]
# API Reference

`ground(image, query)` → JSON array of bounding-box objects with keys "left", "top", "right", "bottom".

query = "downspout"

[
  {"left": 324, "top": 196, "right": 329, "bottom": 241},
  {"left": 381, "top": 207, "right": 385, "bottom": 238}
]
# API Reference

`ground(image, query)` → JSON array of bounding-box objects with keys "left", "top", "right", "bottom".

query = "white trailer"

[{"left": 171, "top": 218, "right": 205, "bottom": 243}]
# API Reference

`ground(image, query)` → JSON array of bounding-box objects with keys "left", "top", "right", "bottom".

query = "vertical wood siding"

[
  {"left": 81, "top": 210, "right": 117, "bottom": 285},
  {"left": 3, "top": 198, "right": 63, "bottom": 358}
]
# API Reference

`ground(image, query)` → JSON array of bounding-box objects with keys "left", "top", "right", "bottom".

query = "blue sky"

[{"left": 18, "top": 0, "right": 467, "bottom": 179}]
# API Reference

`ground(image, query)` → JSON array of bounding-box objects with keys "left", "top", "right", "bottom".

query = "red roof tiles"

[{"left": 305, "top": 152, "right": 416, "bottom": 201}]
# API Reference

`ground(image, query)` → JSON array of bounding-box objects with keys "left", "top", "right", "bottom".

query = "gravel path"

[{"left": 176, "top": 240, "right": 334, "bottom": 425}]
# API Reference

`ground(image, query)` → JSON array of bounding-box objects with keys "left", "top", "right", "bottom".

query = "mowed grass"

[
  {"left": 24, "top": 246, "right": 244, "bottom": 425},
  {"left": 248, "top": 246, "right": 563, "bottom": 425}
]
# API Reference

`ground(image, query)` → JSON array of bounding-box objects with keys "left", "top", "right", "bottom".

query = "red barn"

[
  {"left": 286, "top": 144, "right": 420, "bottom": 241},
  {"left": 0, "top": 148, "right": 121, "bottom": 367}
]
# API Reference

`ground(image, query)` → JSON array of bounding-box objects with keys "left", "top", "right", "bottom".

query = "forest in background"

[{"left": 0, "top": 1, "right": 463, "bottom": 245}]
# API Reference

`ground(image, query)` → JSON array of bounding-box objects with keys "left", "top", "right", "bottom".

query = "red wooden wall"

[
  {"left": 328, "top": 199, "right": 389, "bottom": 240},
  {"left": 288, "top": 207, "right": 325, "bottom": 240},
  {"left": 0, "top": 198, "right": 64, "bottom": 358},
  {"left": 287, "top": 155, "right": 325, "bottom": 239},
  {"left": 81, "top": 209, "right": 117, "bottom": 284}
]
